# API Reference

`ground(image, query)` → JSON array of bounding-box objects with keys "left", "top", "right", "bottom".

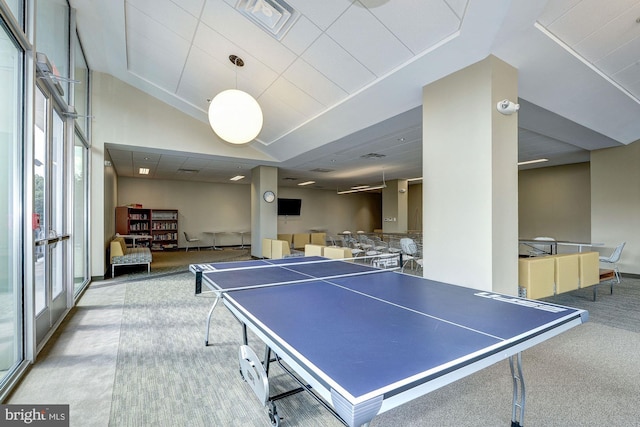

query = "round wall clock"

[{"left": 263, "top": 190, "right": 276, "bottom": 203}]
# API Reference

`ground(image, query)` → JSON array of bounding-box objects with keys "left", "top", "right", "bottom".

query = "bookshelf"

[
  {"left": 116, "top": 207, "right": 179, "bottom": 250},
  {"left": 150, "top": 209, "right": 178, "bottom": 251},
  {"left": 115, "top": 207, "right": 151, "bottom": 247}
]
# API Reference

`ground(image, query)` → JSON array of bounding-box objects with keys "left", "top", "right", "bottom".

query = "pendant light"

[{"left": 208, "top": 55, "right": 263, "bottom": 144}]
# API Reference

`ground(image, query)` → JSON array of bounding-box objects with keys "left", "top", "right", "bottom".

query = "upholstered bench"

[
  {"left": 518, "top": 256, "right": 555, "bottom": 299},
  {"left": 110, "top": 236, "right": 152, "bottom": 277}
]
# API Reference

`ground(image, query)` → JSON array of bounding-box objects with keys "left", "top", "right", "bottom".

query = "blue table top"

[{"left": 211, "top": 258, "right": 587, "bottom": 403}]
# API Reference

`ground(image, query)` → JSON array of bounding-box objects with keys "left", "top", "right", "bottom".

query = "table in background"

[
  {"left": 234, "top": 230, "right": 250, "bottom": 249},
  {"left": 191, "top": 257, "right": 587, "bottom": 427},
  {"left": 519, "top": 239, "right": 604, "bottom": 255},
  {"left": 556, "top": 241, "right": 604, "bottom": 252},
  {"left": 115, "top": 233, "right": 152, "bottom": 247},
  {"left": 203, "top": 231, "right": 223, "bottom": 250}
]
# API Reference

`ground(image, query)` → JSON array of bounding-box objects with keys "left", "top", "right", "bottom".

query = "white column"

[
  {"left": 422, "top": 55, "right": 519, "bottom": 294},
  {"left": 251, "top": 166, "right": 278, "bottom": 258},
  {"left": 382, "top": 179, "right": 408, "bottom": 233}
]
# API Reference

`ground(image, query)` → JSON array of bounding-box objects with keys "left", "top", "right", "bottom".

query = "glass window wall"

[
  {"left": 73, "top": 134, "right": 89, "bottom": 293},
  {"left": 35, "top": 0, "right": 70, "bottom": 99},
  {"left": 73, "top": 34, "right": 89, "bottom": 136},
  {"left": 0, "top": 18, "right": 23, "bottom": 387},
  {"left": 4, "top": 1, "right": 23, "bottom": 29}
]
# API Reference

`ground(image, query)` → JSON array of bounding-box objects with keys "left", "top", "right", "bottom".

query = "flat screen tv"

[{"left": 277, "top": 198, "right": 302, "bottom": 216}]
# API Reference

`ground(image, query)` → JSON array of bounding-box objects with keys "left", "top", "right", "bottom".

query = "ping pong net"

[{"left": 194, "top": 253, "right": 401, "bottom": 295}]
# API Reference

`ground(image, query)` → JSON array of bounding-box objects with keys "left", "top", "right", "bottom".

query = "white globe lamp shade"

[{"left": 208, "top": 89, "right": 263, "bottom": 144}]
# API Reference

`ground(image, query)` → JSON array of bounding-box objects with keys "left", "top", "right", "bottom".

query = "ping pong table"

[{"left": 191, "top": 256, "right": 587, "bottom": 427}]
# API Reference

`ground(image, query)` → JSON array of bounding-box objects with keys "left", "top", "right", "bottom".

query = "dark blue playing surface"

[{"left": 201, "top": 257, "right": 586, "bottom": 401}]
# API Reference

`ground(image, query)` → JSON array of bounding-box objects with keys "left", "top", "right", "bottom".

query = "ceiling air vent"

[
  {"left": 310, "top": 168, "right": 334, "bottom": 173},
  {"left": 236, "top": 0, "right": 300, "bottom": 40},
  {"left": 360, "top": 153, "right": 386, "bottom": 159},
  {"left": 177, "top": 169, "right": 199, "bottom": 174}
]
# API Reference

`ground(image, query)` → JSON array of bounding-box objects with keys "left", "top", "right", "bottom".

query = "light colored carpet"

[
  {"left": 108, "top": 271, "right": 640, "bottom": 426},
  {"left": 9, "top": 253, "right": 640, "bottom": 426}
]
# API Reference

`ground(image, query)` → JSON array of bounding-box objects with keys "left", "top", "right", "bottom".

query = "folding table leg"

[
  {"left": 510, "top": 352, "right": 526, "bottom": 427},
  {"left": 204, "top": 295, "right": 220, "bottom": 346}
]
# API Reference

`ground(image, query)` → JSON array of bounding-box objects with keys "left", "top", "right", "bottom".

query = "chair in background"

[
  {"left": 293, "top": 233, "right": 310, "bottom": 250},
  {"left": 343, "top": 235, "right": 364, "bottom": 259},
  {"left": 400, "top": 238, "right": 422, "bottom": 273},
  {"left": 528, "top": 236, "right": 556, "bottom": 257},
  {"left": 361, "top": 236, "right": 382, "bottom": 263},
  {"left": 387, "top": 237, "right": 403, "bottom": 255},
  {"left": 371, "top": 235, "right": 389, "bottom": 253},
  {"left": 184, "top": 232, "right": 200, "bottom": 252},
  {"left": 599, "top": 242, "right": 626, "bottom": 283}
]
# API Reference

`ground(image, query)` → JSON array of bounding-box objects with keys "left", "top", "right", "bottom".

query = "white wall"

[
  {"left": 116, "top": 178, "right": 382, "bottom": 248},
  {"left": 591, "top": 142, "right": 640, "bottom": 274},
  {"left": 276, "top": 187, "right": 381, "bottom": 236},
  {"left": 519, "top": 162, "right": 591, "bottom": 244}
]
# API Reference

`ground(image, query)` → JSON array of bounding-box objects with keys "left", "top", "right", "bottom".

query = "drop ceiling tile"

[
  {"left": 126, "top": 0, "right": 199, "bottom": 41},
  {"left": 168, "top": 0, "right": 205, "bottom": 17},
  {"left": 366, "top": 0, "right": 462, "bottom": 54},
  {"left": 444, "top": 0, "right": 469, "bottom": 19},
  {"left": 283, "top": 58, "right": 347, "bottom": 107},
  {"left": 132, "top": 152, "right": 161, "bottom": 161},
  {"left": 158, "top": 156, "right": 188, "bottom": 167},
  {"left": 612, "top": 61, "right": 640, "bottom": 89},
  {"left": 200, "top": 0, "right": 297, "bottom": 74},
  {"left": 127, "top": 44, "right": 184, "bottom": 90},
  {"left": 545, "top": 0, "right": 637, "bottom": 46},
  {"left": 574, "top": 3, "right": 640, "bottom": 62},
  {"left": 594, "top": 32, "right": 640, "bottom": 75},
  {"left": 326, "top": 5, "right": 413, "bottom": 76},
  {"left": 177, "top": 46, "right": 234, "bottom": 106},
  {"left": 537, "top": 0, "right": 582, "bottom": 26},
  {"left": 280, "top": 15, "right": 322, "bottom": 55},
  {"left": 191, "top": 25, "right": 279, "bottom": 93},
  {"left": 107, "top": 149, "right": 134, "bottom": 161},
  {"left": 302, "top": 34, "right": 376, "bottom": 93},
  {"left": 264, "top": 77, "right": 324, "bottom": 118},
  {"left": 181, "top": 44, "right": 278, "bottom": 108},
  {"left": 181, "top": 157, "right": 214, "bottom": 168},
  {"left": 255, "top": 94, "right": 307, "bottom": 143},
  {"left": 286, "top": 0, "right": 351, "bottom": 30}
]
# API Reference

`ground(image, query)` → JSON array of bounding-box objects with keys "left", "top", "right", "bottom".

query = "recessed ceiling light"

[
  {"left": 230, "top": 175, "right": 245, "bottom": 181},
  {"left": 298, "top": 181, "right": 315, "bottom": 186},
  {"left": 517, "top": 158, "right": 549, "bottom": 166},
  {"left": 139, "top": 168, "right": 150, "bottom": 175},
  {"left": 338, "top": 184, "right": 386, "bottom": 195}
]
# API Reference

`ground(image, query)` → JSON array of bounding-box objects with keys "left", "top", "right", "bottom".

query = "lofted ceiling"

[{"left": 71, "top": 0, "right": 640, "bottom": 190}]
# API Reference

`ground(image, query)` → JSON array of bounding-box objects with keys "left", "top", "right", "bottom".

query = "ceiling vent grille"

[
  {"left": 360, "top": 153, "right": 386, "bottom": 159},
  {"left": 177, "top": 169, "right": 199, "bottom": 174},
  {"left": 236, "top": 0, "right": 300, "bottom": 40},
  {"left": 310, "top": 168, "right": 334, "bottom": 173}
]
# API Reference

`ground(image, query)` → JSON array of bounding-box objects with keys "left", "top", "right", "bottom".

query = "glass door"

[{"left": 34, "top": 86, "right": 69, "bottom": 345}]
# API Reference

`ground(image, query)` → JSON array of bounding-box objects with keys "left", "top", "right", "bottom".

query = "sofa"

[{"left": 110, "top": 236, "right": 153, "bottom": 277}]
